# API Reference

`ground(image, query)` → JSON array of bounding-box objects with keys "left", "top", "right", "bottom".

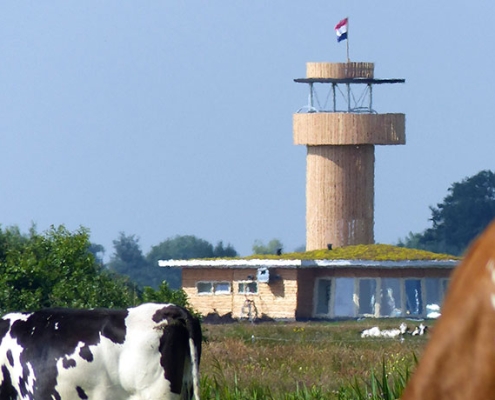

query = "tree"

[
  {"left": 0, "top": 225, "right": 134, "bottom": 313},
  {"left": 293, "top": 244, "right": 306, "bottom": 253},
  {"left": 252, "top": 239, "right": 284, "bottom": 255},
  {"left": 106, "top": 232, "right": 162, "bottom": 289},
  {"left": 213, "top": 241, "right": 238, "bottom": 257},
  {"left": 147, "top": 235, "right": 237, "bottom": 290},
  {"left": 88, "top": 242, "right": 105, "bottom": 265},
  {"left": 141, "top": 281, "right": 190, "bottom": 309},
  {"left": 399, "top": 170, "right": 495, "bottom": 255},
  {"left": 108, "top": 233, "right": 148, "bottom": 275},
  {"left": 147, "top": 235, "right": 215, "bottom": 261}
]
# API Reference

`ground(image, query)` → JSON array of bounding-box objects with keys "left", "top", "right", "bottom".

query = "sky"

[{"left": 1, "top": 2, "right": 495, "bottom": 260}]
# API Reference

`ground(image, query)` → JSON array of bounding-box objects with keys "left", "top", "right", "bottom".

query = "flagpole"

[{"left": 346, "top": 17, "right": 350, "bottom": 62}]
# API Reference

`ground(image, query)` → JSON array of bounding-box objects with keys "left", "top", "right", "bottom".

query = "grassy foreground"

[{"left": 199, "top": 319, "right": 429, "bottom": 399}]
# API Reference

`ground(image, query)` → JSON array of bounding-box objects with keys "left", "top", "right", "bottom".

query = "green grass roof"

[{"left": 243, "top": 244, "right": 460, "bottom": 262}]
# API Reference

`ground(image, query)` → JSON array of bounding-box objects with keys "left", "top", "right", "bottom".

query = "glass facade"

[{"left": 315, "top": 276, "right": 449, "bottom": 318}]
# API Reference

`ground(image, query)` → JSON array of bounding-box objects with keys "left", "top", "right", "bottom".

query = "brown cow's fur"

[{"left": 401, "top": 220, "right": 495, "bottom": 400}]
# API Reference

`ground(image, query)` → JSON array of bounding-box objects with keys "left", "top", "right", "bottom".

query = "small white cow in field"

[
  {"left": 0, "top": 303, "right": 202, "bottom": 400},
  {"left": 361, "top": 322, "right": 409, "bottom": 338},
  {"left": 401, "top": 219, "right": 495, "bottom": 400}
]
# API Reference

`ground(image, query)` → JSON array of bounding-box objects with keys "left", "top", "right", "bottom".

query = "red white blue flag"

[{"left": 335, "top": 18, "right": 348, "bottom": 42}]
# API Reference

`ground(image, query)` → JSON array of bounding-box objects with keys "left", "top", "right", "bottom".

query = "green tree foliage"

[
  {"left": 212, "top": 241, "right": 238, "bottom": 257},
  {"left": 148, "top": 235, "right": 215, "bottom": 260},
  {"left": 293, "top": 244, "right": 306, "bottom": 253},
  {"left": 88, "top": 242, "right": 105, "bottom": 265},
  {"left": 398, "top": 170, "right": 495, "bottom": 255},
  {"left": 147, "top": 235, "right": 238, "bottom": 261},
  {"left": 109, "top": 234, "right": 238, "bottom": 290},
  {"left": 141, "top": 281, "right": 190, "bottom": 308},
  {"left": 147, "top": 235, "right": 238, "bottom": 289},
  {"left": 252, "top": 238, "right": 284, "bottom": 255},
  {"left": 0, "top": 225, "right": 134, "bottom": 313},
  {"left": 107, "top": 233, "right": 154, "bottom": 288}
]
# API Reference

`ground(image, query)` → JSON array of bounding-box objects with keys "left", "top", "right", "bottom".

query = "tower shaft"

[{"left": 306, "top": 144, "right": 374, "bottom": 249}]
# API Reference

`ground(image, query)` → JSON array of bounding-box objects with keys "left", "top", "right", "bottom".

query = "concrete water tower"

[{"left": 293, "top": 62, "right": 405, "bottom": 250}]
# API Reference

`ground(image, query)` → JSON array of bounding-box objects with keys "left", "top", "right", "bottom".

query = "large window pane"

[
  {"left": 197, "top": 282, "right": 213, "bottom": 294},
  {"left": 238, "top": 281, "right": 258, "bottom": 294},
  {"left": 334, "top": 278, "right": 355, "bottom": 317},
  {"left": 405, "top": 279, "right": 423, "bottom": 316},
  {"left": 316, "top": 279, "right": 331, "bottom": 315},
  {"left": 381, "top": 278, "right": 402, "bottom": 317},
  {"left": 425, "top": 278, "right": 441, "bottom": 318},
  {"left": 214, "top": 282, "right": 231, "bottom": 294},
  {"left": 358, "top": 279, "right": 377, "bottom": 315}
]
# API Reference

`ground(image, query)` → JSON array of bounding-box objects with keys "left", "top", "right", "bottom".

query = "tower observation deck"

[{"left": 293, "top": 62, "right": 405, "bottom": 250}]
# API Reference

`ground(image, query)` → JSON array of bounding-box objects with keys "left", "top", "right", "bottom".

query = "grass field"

[{"left": 199, "top": 319, "right": 430, "bottom": 399}]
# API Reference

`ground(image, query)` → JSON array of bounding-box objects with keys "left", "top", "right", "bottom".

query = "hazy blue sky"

[{"left": 1, "top": 2, "right": 494, "bottom": 259}]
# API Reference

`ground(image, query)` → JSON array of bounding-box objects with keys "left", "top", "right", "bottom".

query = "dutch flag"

[{"left": 335, "top": 18, "right": 348, "bottom": 42}]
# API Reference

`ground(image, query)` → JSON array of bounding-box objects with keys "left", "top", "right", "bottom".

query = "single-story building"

[{"left": 158, "top": 245, "right": 459, "bottom": 320}]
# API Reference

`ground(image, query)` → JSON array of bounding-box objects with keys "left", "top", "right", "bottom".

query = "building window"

[
  {"left": 196, "top": 281, "right": 231, "bottom": 295},
  {"left": 358, "top": 278, "right": 377, "bottom": 316},
  {"left": 334, "top": 277, "right": 355, "bottom": 317},
  {"left": 405, "top": 279, "right": 423, "bottom": 316},
  {"left": 381, "top": 278, "right": 402, "bottom": 317},
  {"left": 315, "top": 278, "right": 332, "bottom": 315},
  {"left": 425, "top": 278, "right": 449, "bottom": 318},
  {"left": 214, "top": 282, "right": 231, "bottom": 294},
  {"left": 238, "top": 281, "right": 258, "bottom": 294},
  {"left": 197, "top": 282, "right": 212, "bottom": 294}
]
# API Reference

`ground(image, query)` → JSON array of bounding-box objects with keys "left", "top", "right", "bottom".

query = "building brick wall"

[{"left": 183, "top": 267, "right": 298, "bottom": 319}]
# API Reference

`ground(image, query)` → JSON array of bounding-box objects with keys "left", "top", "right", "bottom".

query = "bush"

[{"left": 0, "top": 225, "right": 134, "bottom": 312}]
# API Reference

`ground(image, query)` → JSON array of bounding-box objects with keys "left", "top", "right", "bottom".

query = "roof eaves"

[{"left": 158, "top": 258, "right": 459, "bottom": 269}]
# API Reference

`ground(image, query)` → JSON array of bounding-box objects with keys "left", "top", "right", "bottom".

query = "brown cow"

[{"left": 401, "top": 219, "right": 495, "bottom": 400}]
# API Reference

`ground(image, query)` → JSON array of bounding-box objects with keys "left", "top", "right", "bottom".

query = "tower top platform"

[
  {"left": 294, "top": 77, "right": 405, "bottom": 84},
  {"left": 306, "top": 62, "right": 374, "bottom": 79},
  {"left": 295, "top": 62, "right": 404, "bottom": 84}
]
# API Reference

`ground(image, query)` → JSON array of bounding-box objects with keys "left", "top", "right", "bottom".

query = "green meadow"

[{"left": 200, "top": 319, "right": 429, "bottom": 399}]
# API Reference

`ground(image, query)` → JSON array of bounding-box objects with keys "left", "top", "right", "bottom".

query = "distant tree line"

[
  {"left": 398, "top": 170, "right": 495, "bottom": 256},
  {"left": 107, "top": 234, "right": 238, "bottom": 290}
]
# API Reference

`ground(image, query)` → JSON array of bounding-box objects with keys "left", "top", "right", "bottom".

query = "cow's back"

[{"left": 0, "top": 303, "right": 201, "bottom": 400}]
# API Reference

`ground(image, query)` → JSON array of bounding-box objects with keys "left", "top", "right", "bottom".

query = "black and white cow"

[{"left": 0, "top": 303, "right": 201, "bottom": 400}]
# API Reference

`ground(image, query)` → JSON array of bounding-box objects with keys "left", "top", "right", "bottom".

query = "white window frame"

[
  {"left": 238, "top": 280, "right": 258, "bottom": 295},
  {"left": 196, "top": 281, "right": 231, "bottom": 295}
]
